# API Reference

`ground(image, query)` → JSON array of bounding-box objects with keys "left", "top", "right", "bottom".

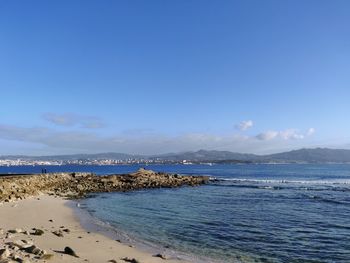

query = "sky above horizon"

[{"left": 0, "top": 0, "right": 350, "bottom": 155}]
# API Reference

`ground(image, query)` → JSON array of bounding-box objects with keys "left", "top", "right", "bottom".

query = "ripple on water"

[{"left": 75, "top": 164, "right": 350, "bottom": 263}]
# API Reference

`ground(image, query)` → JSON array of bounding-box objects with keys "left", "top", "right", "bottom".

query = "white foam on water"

[{"left": 211, "top": 177, "right": 350, "bottom": 185}]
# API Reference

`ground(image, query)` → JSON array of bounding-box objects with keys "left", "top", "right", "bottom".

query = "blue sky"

[{"left": 0, "top": 0, "right": 349, "bottom": 155}]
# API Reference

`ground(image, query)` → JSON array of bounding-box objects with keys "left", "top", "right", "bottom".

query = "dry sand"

[{"left": 0, "top": 195, "right": 191, "bottom": 263}]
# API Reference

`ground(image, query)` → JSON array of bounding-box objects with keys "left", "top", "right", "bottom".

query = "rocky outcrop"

[
  {"left": 0, "top": 228, "right": 55, "bottom": 262},
  {"left": 0, "top": 168, "right": 209, "bottom": 202}
]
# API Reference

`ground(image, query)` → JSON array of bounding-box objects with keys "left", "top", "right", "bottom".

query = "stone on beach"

[
  {"left": 0, "top": 248, "right": 10, "bottom": 260},
  {"left": 64, "top": 246, "right": 79, "bottom": 258},
  {"left": 24, "top": 245, "right": 45, "bottom": 256},
  {"left": 30, "top": 229, "right": 44, "bottom": 236},
  {"left": 121, "top": 257, "right": 140, "bottom": 263},
  {"left": 52, "top": 230, "right": 64, "bottom": 237},
  {"left": 153, "top": 253, "right": 167, "bottom": 260},
  {"left": 8, "top": 229, "right": 23, "bottom": 234},
  {"left": 62, "top": 228, "right": 70, "bottom": 233},
  {"left": 6, "top": 240, "right": 31, "bottom": 250}
]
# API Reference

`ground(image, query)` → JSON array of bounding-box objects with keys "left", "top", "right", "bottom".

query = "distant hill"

[
  {"left": 1, "top": 148, "right": 350, "bottom": 163},
  {"left": 265, "top": 148, "right": 350, "bottom": 163},
  {"left": 152, "top": 150, "right": 260, "bottom": 162}
]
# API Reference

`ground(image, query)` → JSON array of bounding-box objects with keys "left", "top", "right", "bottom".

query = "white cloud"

[
  {"left": 256, "top": 130, "right": 279, "bottom": 140},
  {"left": 43, "top": 113, "right": 104, "bottom": 129},
  {"left": 279, "top": 129, "right": 305, "bottom": 140},
  {"left": 256, "top": 128, "right": 314, "bottom": 141},
  {"left": 0, "top": 123, "right": 318, "bottom": 155},
  {"left": 236, "top": 120, "right": 254, "bottom": 131},
  {"left": 307, "top": 128, "right": 316, "bottom": 136}
]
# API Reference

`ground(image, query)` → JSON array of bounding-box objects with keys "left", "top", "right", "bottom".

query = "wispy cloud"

[
  {"left": 256, "top": 128, "right": 315, "bottom": 141},
  {"left": 307, "top": 128, "right": 316, "bottom": 136},
  {"left": 256, "top": 130, "right": 279, "bottom": 140},
  {"left": 235, "top": 120, "right": 254, "bottom": 131},
  {"left": 43, "top": 113, "right": 104, "bottom": 129},
  {"left": 0, "top": 123, "right": 317, "bottom": 155}
]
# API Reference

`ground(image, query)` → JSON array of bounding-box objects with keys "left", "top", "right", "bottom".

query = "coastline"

[
  {"left": 0, "top": 194, "right": 192, "bottom": 263},
  {"left": 71, "top": 195, "right": 215, "bottom": 263}
]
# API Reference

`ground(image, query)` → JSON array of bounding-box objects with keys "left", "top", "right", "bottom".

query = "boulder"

[{"left": 64, "top": 247, "right": 79, "bottom": 258}]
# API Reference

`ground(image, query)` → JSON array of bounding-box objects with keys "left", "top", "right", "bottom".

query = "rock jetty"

[{"left": 0, "top": 168, "right": 209, "bottom": 202}]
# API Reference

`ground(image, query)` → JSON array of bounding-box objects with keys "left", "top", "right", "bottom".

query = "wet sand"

[{"left": 0, "top": 195, "right": 190, "bottom": 263}]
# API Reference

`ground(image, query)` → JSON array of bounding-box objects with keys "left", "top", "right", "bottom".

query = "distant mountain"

[
  {"left": 266, "top": 148, "right": 350, "bottom": 163},
  {"left": 1, "top": 148, "right": 350, "bottom": 163},
  {"left": 152, "top": 150, "right": 260, "bottom": 161}
]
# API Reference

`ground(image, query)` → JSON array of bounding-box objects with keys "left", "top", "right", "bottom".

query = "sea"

[{"left": 1, "top": 164, "right": 350, "bottom": 263}]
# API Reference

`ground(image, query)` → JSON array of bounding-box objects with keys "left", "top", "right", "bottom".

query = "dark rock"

[
  {"left": 24, "top": 245, "right": 43, "bottom": 255},
  {"left": 153, "top": 253, "right": 167, "bottom": 260},
  {"left": 31, "top": 229, "right": 44, "bottom": 236},
  {"left": 0, "top": 248, "right": 10, "bottom": 259},
  {"left": 121, "top": 258, "right": 140, "bottom": 263},
  {"left": 64, "top": 246, "right": 79, "bottom": 258},
  {"left": 52, "top": 230, "right": 64, "bottom": 237}
]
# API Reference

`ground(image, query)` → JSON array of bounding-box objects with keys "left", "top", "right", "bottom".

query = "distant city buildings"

[
  {"left": 0, "top": 158, "right": 175, "bottom": 166},
  {"left": 0, "top": 159, "right": 60, "bottom": 166}
]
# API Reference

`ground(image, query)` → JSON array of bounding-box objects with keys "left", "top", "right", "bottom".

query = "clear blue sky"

[{"left": 0, "top": 0, "right": 349, "bottom": 155}]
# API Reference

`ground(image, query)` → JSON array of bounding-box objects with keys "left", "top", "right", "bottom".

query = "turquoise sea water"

[{"left": 2, "top": 164, "right": 350, "bottom": 262}]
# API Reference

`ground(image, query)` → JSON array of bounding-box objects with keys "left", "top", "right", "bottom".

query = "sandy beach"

[{"left": 0, "top": 195, "right": 190, "bottom": 263}]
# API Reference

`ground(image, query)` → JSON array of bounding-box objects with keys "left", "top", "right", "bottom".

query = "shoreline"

[
  {"left": 70, "top": 195, "right": 212, "bottom": 263},
  {"left": 0, "top": 169, "right": 211, "bottom": 263},
  {"left": 0, "top": 194, "right": 192, "bottom": 263}
]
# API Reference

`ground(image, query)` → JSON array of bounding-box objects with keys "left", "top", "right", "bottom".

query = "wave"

[
  {"left": 209, "top": 177, "right": 350, "bottom": 193},
  {"left": 210, "top": 177, "right": 350, "bottom": 185},
  {"left": 210, "top": 183, "right": 284, "bottom": 190},
  {"left": 307, "top": 195, "right": 350, "bottom": 205}
]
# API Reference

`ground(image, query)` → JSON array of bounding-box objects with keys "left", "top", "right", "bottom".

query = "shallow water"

[{"left": 2, "top": 164, "right": 350, "bottom": 262}]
